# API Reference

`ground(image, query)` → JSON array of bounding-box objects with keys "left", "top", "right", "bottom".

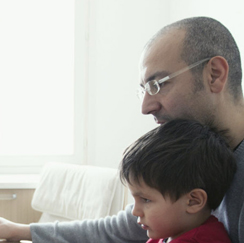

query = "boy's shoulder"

[
  {"left": 174, "top": 215, "right": 231, "bottom": 242},
  {"left": 147, "top": 216, "right": 232, "bottom": 243}
]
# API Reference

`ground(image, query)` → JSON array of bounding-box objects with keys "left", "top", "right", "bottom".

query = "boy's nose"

[{"left": 131, "top": 204, "right": 143, "bottom": 218}]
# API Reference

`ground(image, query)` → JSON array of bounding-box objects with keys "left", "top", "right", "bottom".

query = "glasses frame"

[{"left": 142, "top": 57, "right": 211, "bottom": 96}]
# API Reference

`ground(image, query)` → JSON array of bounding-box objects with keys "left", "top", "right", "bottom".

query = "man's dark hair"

[
  {"left": 120, "top": 119, "right": 236, "bottom": 210},
  {"left": 146, "top": 17, "right": 242, "bottom": 98}
]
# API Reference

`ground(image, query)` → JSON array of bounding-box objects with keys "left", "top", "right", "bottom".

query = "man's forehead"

[
  {"left": 139, "top": 44, "right": 164, "bottom": 83},
  {"left": 139, "top": 29, "right": 185, "bottom": 83}
]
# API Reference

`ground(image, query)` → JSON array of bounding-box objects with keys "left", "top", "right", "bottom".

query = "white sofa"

[{"left": 31, "top": 162, "right": 128, "bottom": 222}]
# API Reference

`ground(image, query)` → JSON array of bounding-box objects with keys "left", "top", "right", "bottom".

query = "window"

[{"left": 0, "top": 0, "right": 86, "bottom": 174}]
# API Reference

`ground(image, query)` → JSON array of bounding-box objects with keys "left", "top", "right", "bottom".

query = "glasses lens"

[{"left": 147, "top": 80, "right": 159, "bottom": 95}]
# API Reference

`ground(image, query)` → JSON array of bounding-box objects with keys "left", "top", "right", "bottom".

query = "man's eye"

[{"left": 158, "top": 81, "right": 166, "bottom": 87}]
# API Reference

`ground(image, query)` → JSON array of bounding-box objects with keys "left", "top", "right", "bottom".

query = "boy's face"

[{"left": 128, "top": 179, "right": 190, "bottom": 240}]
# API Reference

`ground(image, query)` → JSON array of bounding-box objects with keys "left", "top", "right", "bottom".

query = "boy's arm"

[
  {"left": 31, "top": 204, "right": 148, "bottom": 243},
  {"left": 0, "top": 217, "right": 31, "bottom": 241}
]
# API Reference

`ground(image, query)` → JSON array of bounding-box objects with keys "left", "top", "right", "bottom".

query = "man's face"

[{"left": 139, "top": 29, "right": 215, "bottom": 125}]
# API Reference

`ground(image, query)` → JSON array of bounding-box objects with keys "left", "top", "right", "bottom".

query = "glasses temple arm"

[{"left": 158, "top": 58, "right": 211, "bottom": 84}]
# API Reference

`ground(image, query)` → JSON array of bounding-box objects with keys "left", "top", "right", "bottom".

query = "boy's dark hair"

[{"left": 120, "top": 119, "right": 236, "bottom": 210}]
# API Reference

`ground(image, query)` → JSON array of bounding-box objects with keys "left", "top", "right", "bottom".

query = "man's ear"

[
  {"left": 186, "top": 189, "right": 208, "bottom": 214},
  {"left": 205, "top": 56, "right": 229, "bottom": 93}
]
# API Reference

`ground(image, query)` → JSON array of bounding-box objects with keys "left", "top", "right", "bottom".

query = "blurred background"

[{"left": 0, "top": 0, "right": 243, "bottom": 174}]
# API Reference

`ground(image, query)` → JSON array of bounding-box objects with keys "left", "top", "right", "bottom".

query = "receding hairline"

[
  {"left": 140, "top": 27, "right": 187, "bottom": 71},
  {"left": 144, "top": 24, "right": 187, "bottom": 53},
  {"left": 139, "top": 28, "right": 187, "bottom": 83}
]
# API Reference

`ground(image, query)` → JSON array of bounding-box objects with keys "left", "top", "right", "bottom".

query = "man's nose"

[{"left": 141, "top": 92, "right": 161, "bottom": 115}]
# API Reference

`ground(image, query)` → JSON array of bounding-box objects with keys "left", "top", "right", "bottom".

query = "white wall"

[{"left": 84, "top": 0, "right": 244, "bottom": 169}]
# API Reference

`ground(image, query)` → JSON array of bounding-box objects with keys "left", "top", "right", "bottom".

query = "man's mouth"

[{"left": 154, "top": 117, "right": 167, "bottom": 125}]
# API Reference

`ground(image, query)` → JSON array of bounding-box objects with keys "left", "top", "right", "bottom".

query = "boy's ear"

[
  {"left": 205, "top": 56, "right": 229, "bottom": 93},
  {"left": 186, "top": 189, "right": 208, "bottom": 214}
]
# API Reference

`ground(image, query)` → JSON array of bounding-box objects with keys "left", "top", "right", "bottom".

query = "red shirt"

[{"left": 146, "top": 216, "right": 232, "bottom": 243}]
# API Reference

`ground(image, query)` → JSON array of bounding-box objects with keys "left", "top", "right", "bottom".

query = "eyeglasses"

[{"left": 138, "top": 57, "right": 211, "bottom": 99}]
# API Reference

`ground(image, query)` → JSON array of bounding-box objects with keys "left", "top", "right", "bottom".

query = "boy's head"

[
  {"left": 120, "top": 119, "right": 236, "bottom": 240},
  {"left": 120, "top": 119, "right": 236, "bottom": 210}
]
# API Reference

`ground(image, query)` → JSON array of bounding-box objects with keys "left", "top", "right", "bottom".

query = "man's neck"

[{"left": 214, "top": 100, "right": 244, "bottom": 149}]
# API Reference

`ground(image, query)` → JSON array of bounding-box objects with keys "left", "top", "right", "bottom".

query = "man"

[{"left": 1, "top": 16, "right": 244, "bottom": 243}]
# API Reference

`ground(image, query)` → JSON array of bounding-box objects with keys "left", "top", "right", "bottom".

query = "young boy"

[{"left": 120, "top": 119, "right": 236, "bottom": 243}]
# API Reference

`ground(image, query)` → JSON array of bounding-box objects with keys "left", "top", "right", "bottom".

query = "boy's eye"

[{"left": 141, "top": 198, "right": 151, "bottom": 203}]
